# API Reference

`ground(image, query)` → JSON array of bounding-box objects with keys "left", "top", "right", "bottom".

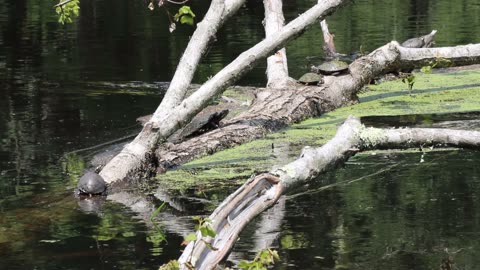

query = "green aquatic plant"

[
  {"left": 181, "top": 216, "right": 217, "bottom": 268},
  {"left": 238, "top": 248, "right": 280, "bottom": 270},
  {"left": 150, "top": 202, "right": 167, "bottom": 222},
  {"left": 159, "top": 260, "right": 179, "bottom": 270},
  {"left": 149, "top": 202, "right": 168, "bottom": 244},
  {"left": 420, "top": 56, "right": 453, "bottom": 74},
  {"left": 401, "top": 73, "right": 416, "bottom": 94},
  {"left": 184, "top": 216, "right": 217, "bottom": 248}
]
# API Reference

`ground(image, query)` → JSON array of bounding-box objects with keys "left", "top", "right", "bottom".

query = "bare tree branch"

[{"left": 264, "top": 0, "right": 292, "bottom": 89}]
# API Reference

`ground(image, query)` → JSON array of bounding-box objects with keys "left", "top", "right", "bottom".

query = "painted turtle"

[
  {"left": 401, "top": 30, "right": 437, "bottom": 48},
  {"left": 76, "top": 172, "right": 107, "bottom": 196},
  {"left": 297, "top": 73, "right": 323, "bottom": 85},
  {"left": 312, "top": 60, "right": 349, "bottom": 75},
  {"left": 168, "top": 109, "right": 229, "bottom": 143}
]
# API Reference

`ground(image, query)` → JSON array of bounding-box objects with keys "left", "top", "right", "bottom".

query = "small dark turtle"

[
  {"left": 312, "top": 60, "right": 349, "bottom": 75},
  {"left": 168, "top": 109, "right": 229, "bottom": 143},
  {"left": 77, "top": 172, "right": 107, "bottom": 196},
  {"left": 401, "top": 30, "right": 437, "bottom": 48},
  {"left": 297, "top": 73, "right": 323, "bottom": 85}
]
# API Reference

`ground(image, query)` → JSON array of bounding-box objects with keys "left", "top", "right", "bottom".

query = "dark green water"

[{"left": 1, "top": 0, "right": 480, "bottom": 269}]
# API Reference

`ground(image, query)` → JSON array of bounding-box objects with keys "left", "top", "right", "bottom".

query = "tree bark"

[
  {"left": 177, "top": 115, "right": 480, "bottom": 269},
  {"left": 99, "top": 0, "right": 348, "bottom": 185}
]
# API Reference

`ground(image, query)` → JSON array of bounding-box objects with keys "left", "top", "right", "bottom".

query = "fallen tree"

[
  {"left": 96, "top": 0, "right": 480, "bottom": 185},
  {"left": 73, "top": 0, "right": 480, "bottom": 268},
  {"left": 155, "top": 41, "right": 480, "bottom": 169},
  {"left": 99, "top": 0, "right": 349, "bottom": 185},
  {"left": 177, "top": 115, "right": 480, "bottom": 269}
]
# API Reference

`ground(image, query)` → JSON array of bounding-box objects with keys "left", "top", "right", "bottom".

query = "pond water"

[{"left": 1, "top": 0, "right": 480, "bottom": 269}]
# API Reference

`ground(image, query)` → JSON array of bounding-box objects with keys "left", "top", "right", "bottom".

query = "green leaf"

[
  {"left": 421, "top": 65, "right": 433, "bottom": 74},
  {"left": 199, "top": 227, "right": 208, "bottom": 237},
  {"left": 184, "top": 233, "right": 197, "bottom": 242},
  {"left": 159, "top": 260, "right": 179, "bottom": 270},
  {"left": 178, "top": 6, "right": 195, "bottom": 17},
  {"left": 237, "top": 261, "right": 250, "bottom": 269},
  {"left": 174, "top": 6, "right": 196, "bottom": 25},
  {"left": 271, "top": 250, "right": 280, "bottom": 260},
  {"left": 180, "top": 15, "right": 194, "bottom": 25},
  {"left": 204, "top": 226, "right": 216, "bottom": 237}
]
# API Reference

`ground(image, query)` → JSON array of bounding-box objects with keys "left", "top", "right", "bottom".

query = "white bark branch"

[
  {"left": 327, "top": 42, "right": 480, "bottom": 100},
  {"left": 275, "top": 116, "right": 480, "bottom": 190},
  {"left": 264, "top": 0, "right": 291, "bottom": 89},
  {"left": 157, "top": 0, "right": 246, "bottom": 111},
  {"left": 320, "top": 19, "right": 337, "bottom": 57}
]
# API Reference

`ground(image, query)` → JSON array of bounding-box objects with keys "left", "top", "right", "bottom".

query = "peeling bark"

[{"left": 178, "top": 173, "right": 283, "bottom": 270}]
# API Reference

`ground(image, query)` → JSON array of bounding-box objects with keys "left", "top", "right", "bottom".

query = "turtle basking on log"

[
  {"left": 137, "top": 108, "right": 229, "bottom": 144},
  {"left": 311, "top": 60, "right": 349, "bottom": 75},
  {"left": 401, "top": 30, "right": 437, "bottom": 48},
  {"left": 297, "top": 72, "right": 323, "bottom": 85}
]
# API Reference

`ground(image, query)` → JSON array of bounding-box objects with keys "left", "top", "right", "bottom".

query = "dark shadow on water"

[{"left": 361, "top": 111, "right": 480, "bottom": 128}]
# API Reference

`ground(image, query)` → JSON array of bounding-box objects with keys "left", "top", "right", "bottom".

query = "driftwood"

[
  {"left": 178, "top": 115, "right": 480, "bottom": 269},
  {"left": 178, "top": 174, "right": 283, "bottom": 269}
]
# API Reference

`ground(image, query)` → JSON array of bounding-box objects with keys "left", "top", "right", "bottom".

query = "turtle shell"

[
  {"left": 315, "top": 60, "right": 349, "bottom": 75},
  {"left": 298, "top": 73, "right": 323, "bottom": 85},
  {"left": 77, "top": 172, "right": 107, "bottom": 195},
  {"left": 401, "top": 37, "right": 424, "bottom": 48}
]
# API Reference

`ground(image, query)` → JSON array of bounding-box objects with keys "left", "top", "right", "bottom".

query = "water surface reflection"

[{"left": 1, "top": 0, "right": 480, "bottom": 269}]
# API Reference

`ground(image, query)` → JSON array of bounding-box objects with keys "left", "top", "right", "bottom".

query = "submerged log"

[{"left": 178, "top": 115, "right": 480, "bottom": 269}]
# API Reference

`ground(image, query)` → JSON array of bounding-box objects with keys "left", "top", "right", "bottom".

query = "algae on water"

[{"left": 158, "top": 69, "right": 480, "bottom": 191}]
